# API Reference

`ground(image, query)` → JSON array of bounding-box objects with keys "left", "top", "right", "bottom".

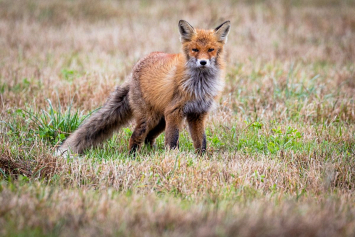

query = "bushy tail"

[{"left": 57, "top": 83, "right": 132, "bottom": 155}]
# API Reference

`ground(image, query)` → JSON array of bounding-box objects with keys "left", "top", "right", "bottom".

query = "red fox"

[{"left": 58, "top": 20, "right": 230, "bottom": 155}]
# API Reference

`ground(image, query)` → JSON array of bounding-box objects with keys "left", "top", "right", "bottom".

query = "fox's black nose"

[{"left": 200, "top": 60, "right": 207, "bottom": 66}]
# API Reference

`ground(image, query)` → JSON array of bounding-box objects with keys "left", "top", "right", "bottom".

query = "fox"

[{"left": 57, "top": 20, "right": 231, "bottom": 156}]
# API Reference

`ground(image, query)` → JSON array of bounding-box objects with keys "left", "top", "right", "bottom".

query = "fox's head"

[{"left": 178, "top": 20, "right": 230, "bottom": 70}]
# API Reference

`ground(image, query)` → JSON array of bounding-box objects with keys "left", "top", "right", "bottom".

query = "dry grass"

[
  {"left": 1, "top": 0, "right": 355, "bottom": 236},
  {"left": 1, "top": 182, "right": 355, "bottom": 237}
]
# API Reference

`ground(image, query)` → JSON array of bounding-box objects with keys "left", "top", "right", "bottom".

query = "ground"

[{"left": 0, "top": 0, "right": 355, "bottom": 236}]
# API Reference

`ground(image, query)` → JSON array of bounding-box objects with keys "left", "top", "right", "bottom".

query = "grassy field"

[{"left": 1, "top": 0, "right": 355, "bottom": 236}]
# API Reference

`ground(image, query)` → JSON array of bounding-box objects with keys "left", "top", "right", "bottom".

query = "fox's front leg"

[
  {"left": 164, "top": 110, "right": 183, "bottom": 149},
  {"left": 186, "top": 113, "right": 207, "bottom": 154}
]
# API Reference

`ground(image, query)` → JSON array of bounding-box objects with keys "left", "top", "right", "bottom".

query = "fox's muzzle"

[{"left": 196, "top": 59, "right": 210, "bottom": 67}]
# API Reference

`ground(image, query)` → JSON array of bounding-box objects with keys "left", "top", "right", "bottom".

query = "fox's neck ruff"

[{"left": 182, "top": 58, "right": 224, "bottom": 100}]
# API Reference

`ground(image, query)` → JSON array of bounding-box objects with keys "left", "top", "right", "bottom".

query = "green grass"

[{"left": 7, "top": 99, "right": 94, "bottom": 145}]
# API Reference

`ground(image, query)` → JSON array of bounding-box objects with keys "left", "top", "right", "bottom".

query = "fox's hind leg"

[
  {"left": 129, "top": 116, "right": 162, "bottom": 154},
  {"left": 129, "top": 118, "right": 148, "bottom": 154},
  {"left": 144, "top": 117, "right": 166, "bottom": 148}
]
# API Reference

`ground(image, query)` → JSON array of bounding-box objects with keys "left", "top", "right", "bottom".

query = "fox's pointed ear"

[
  {"left": 214, "top": 21, "right": 231, "bottom": 43},
  {"left": 179, "top": 20, "right": 195, "bottom": 42}
]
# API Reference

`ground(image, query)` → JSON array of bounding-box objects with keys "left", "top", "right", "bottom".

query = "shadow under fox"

[{"left": 58, "top": 20, "right": 230, "bottom": 155}]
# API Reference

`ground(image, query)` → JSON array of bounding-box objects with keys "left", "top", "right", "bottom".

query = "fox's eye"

[
  {"left": 192, "top": 48, "right": 199, "bottom": 52},
  {"left": 208, "top": 48, "right": 214, "bottom": 52}
]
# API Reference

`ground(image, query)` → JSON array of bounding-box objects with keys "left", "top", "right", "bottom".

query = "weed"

[{"left": 22, "top": 99, "right": 93, "bottom": 144}]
